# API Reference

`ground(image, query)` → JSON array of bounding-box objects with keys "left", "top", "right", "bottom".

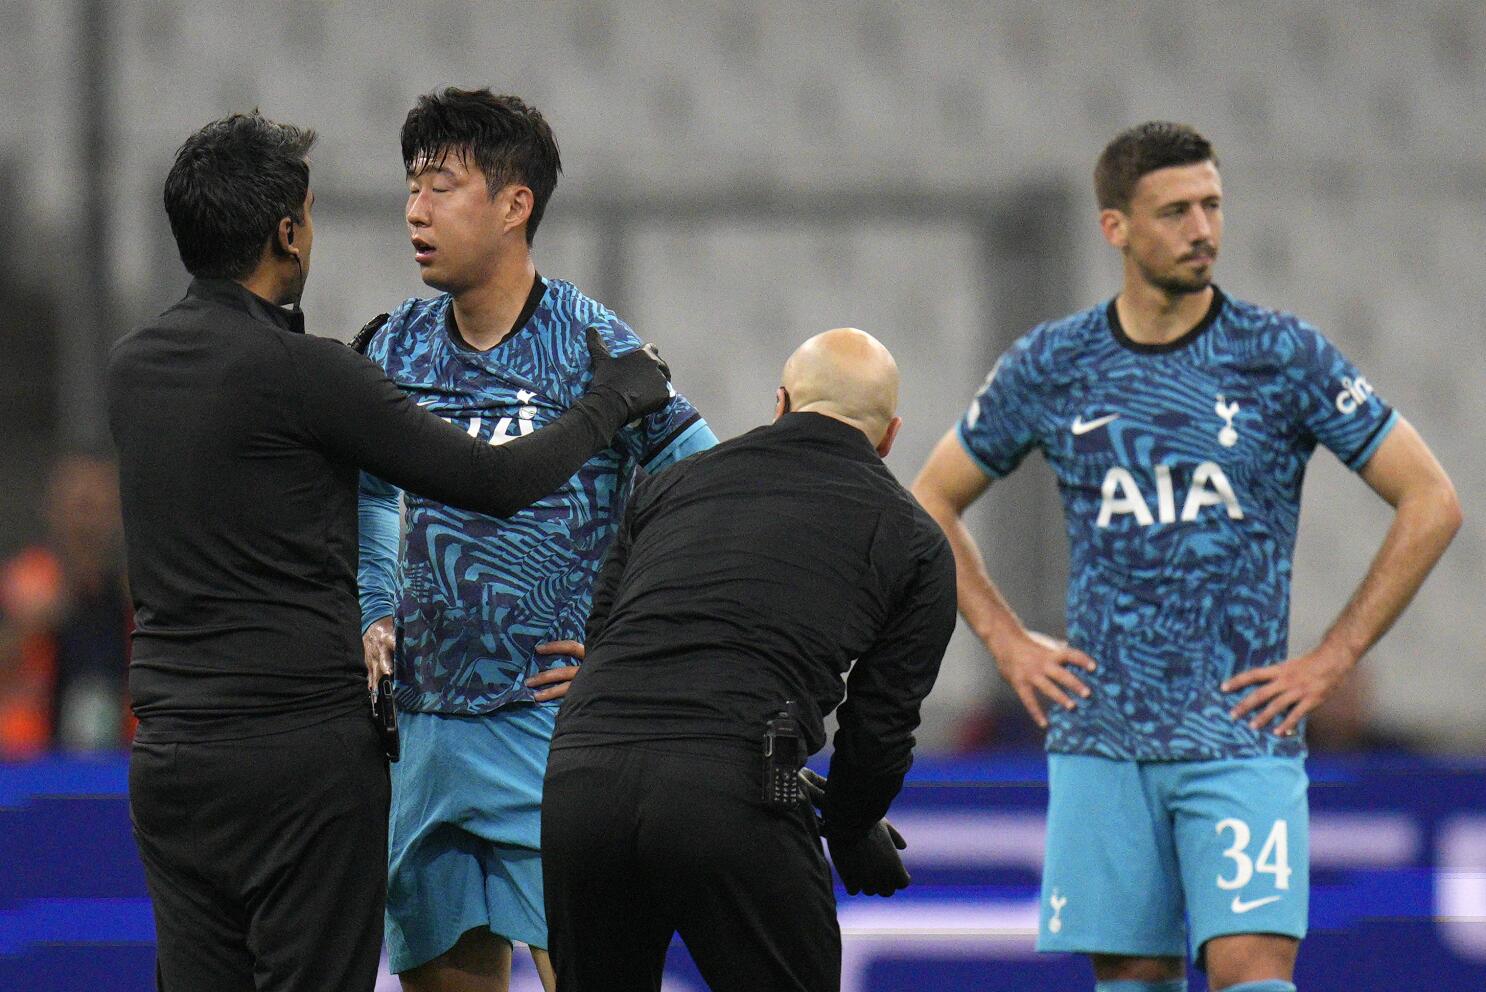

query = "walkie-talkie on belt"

[{"left": 762, "top": 701, "right": 804, "bottom": 809}]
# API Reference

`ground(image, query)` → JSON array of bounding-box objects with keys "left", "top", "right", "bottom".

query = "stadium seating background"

[{"left": 1, "top": 0, "right": 1479, "bottom": 751}]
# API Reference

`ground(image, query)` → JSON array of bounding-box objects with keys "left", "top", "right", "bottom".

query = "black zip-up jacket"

[
  {"left": 108, "top": 278, "right": 641, "bottom": 742},
  {"left": 553, "top": 412, "right": 958, "bottom": 844}
]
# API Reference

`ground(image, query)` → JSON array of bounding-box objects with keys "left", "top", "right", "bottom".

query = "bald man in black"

[{"left": 544, "top": 329, "right": 957, "bottom": 992}]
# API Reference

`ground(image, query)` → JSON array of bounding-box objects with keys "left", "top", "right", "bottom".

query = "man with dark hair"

[
  {"left": 355, "top": 88, "right": 715, "bottom": 992},
  {"left": 110, "top": 111, "right": 672, "bottom": 992},
  {"left": 162, "top": 112, "right": 318, "bottom": 284},
  {"left": 912, "top": 121, "right": 1461, "bottom": 992},
  {"left": 544, "top": 328, "right": 956, "bottom": 992},
  {"left": 1093, "top": 121, "right": 1216, "bottom": 214}
]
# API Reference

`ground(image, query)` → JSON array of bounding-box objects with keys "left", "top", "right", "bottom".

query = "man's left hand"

[
  {"left": 1223, "top": 643, "right": 1357, "bottom": 737},
  {"left": 528, "top": 640, "right": 585, "bottom": 702}
]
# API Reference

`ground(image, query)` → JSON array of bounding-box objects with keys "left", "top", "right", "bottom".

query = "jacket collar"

[
  {"left": 186, "top": 278, "right": 306, "bottom": 335},
  {"left": 770, "top": 411, "right": 880, "bottom": 460}
]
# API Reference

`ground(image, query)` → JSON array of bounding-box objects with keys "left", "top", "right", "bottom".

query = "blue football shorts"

[
  {"left": 1037, "top": 753, "right": 1309, "bottom": 962},
  {"left": 384, "top": 704, "right": 556, "bottom": 974}
]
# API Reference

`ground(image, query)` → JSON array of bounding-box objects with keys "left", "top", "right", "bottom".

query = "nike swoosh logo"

[
  {"left": 1071, "top": 413, "right": 1120, "bottom": 435},
  {"left": 1231, "top": 894, "right": 1282, "bottom": 913}
]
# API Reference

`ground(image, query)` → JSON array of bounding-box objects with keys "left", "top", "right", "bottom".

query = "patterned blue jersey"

[
  {"left": 958, "top": 288, "right": 1397, "bottom": 760},
  {"left": 358, "top": 277, "right": 716, "bottom": 714}
]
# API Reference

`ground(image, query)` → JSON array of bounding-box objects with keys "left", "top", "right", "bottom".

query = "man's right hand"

[
  {"left": 827, "top": 821, "right": 911, "bottom": 897},
  {"left": 798, "top": 769, "right": 911, "bottom": 897},
  {"left": 991, "top": 628, "right": 1097, "bottom": 730},
  {"left": 362, "top": 616, "right": 395, "bottom": 693},
  {"left": 585, "top": 327, "right": 671, "bottom": 422}
]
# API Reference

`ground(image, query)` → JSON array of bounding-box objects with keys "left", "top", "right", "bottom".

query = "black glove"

[
  {"left": 585, "top": 327, "right": 671, "bottom": 422},
  {"left": 798, "top": 768, "right": 911, "bottom": 897},
  {"left": 827, "top": 819, "right": 910, "bottom": 897}
]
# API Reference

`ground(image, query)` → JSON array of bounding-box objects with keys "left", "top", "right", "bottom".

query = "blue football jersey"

[
  {"left": 958, "top": 288, "right": 1396, "bottom": 760},
  {"left": 358, "top": 277, "right": 716, "bottom": 714}
]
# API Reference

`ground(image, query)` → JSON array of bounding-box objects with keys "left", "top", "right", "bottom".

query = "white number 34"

[{"left": 1215, "top": 818, "right": 1292, "bottom": 891}]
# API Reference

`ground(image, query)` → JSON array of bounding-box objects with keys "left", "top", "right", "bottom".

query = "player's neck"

[
  {"left": 1114, "top": 279, "right": 1214, "bottom": 346},
  {"left": 450, "top": 254, "right": 538, "bottom": 350},
  {"left": 236, "top": 255, "right": 298, "bottom": 308}
]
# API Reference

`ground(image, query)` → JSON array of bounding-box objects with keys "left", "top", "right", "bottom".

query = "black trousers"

[
  {"left": 542, "top": 741, "right": 840, "bottom": 992},
  {"left": 129, "top": 709, "right": 390, "bottom": 992}
]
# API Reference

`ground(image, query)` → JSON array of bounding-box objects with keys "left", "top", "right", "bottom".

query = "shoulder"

[
  {"left": 359, "top": 295, "right": 447, "bottom": 366},
  {"left": 385, "top": 295, "right": 445, "bottom": 338},
  {"left": 894, "top": 476, "right": 950, "bottom": 553},
  {"left": 1029, "top": 303, "right": 1107, "bottom": 350},
  {"left": 873, "top": 483, "right": 956, "bottom": 599},
  {"left": 1216, "top": 292, "right": 1330, "bottom": 363},
  {"left": 349, "top": 313, "right": 389, "bottom": 354},
  {"left": 283, "top": 327, "right": 375, "bottom": 368},
  {"left": 381, "top": 295, "right": 444, "bottom": 339},
  {"left": 998, "top": 304, "right": 1107, "bottom": 380},
  {"left": 541, "top": 278, "right": 637, "bottom": 347}
]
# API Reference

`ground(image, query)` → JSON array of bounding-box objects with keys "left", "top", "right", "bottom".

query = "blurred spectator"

[
  {"left": 953, "top": 686, "right": 1047, "bottom": 752},
  {"left": 1305, "top": 664, "right": 1423, "bottom": 754},
  {"left": 0, "top": 453, "right": 132, "bottom": 758}
]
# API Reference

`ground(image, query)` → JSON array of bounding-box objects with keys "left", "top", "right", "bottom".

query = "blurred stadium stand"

[{"left": 0, "top": 1, "right": 1480, "bottom": 753}]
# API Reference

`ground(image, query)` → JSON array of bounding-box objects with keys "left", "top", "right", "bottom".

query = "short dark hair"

[
  {"left": 401, "top": 88, "right": 562, "bottom": 244},
  {"left": 1094, "top": 122, "right": 1216, "bottom": 211},
  {"left": 163, "top": 112, "right": 315, "bottom": 280}
]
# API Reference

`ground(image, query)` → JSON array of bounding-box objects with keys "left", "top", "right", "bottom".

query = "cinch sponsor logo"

[
  {"left": 1097, "top": 461, "right": 1244, "bottom": 527},
  {"left": 1335, "top": 376, "right": 1374, "bottom": 415}
]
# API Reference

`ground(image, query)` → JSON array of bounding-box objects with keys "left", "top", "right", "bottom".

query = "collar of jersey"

[
  {"left": 188, "top": 277, "right": 305, "bottom": 335},
  {"left": 443, "top": 274, "right": 549, "bottom": 355},
  {"left": 1105, "top": 285, "right": 1226, "bottom": 355}
]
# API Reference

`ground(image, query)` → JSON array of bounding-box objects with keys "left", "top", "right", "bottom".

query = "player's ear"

[
  {"left": 875, "top": 416, "right": 902, "bottom": 459},
  {"left": 774, "top": 387, "right": 790, "bottom": 422},
  {"left": 1099, "top": 208, "right": 1128, "bottom": 250},
  {"left": 272, "top": 215, "right": 296, "bottom": 258},
  {"left": 503, "top": 184, "right": 534, "bottom": 237}
]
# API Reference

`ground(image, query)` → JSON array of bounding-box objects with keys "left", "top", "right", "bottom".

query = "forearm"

[
  {"left": 824, "top": 715, "right": 915, "bottom": 844},
  {"left": 825, "top": 542, "right": 956, "bottom": 843},
  {"left": 429, "top": 387, "right": 633, "bottom": 517},
  {"left": 299, "top": 338, "right": 637, "bottom": 520},
  {"left": 357, "top": 473, "right": 401, "bottom": 631},
  {"left": 915, "top": 489, "right": 1027, "bottom": 656},
  {"left": 1319, "top": 481, "right": 1462, "bottom": 662}
]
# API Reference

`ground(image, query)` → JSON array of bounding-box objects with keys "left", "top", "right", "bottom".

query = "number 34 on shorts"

[
  {"left": 1217, "top": 816, "right": 1291, "bottom": 913},
  {"left": 1038, "top": 755, "right": 1310, "bottom": 958}
]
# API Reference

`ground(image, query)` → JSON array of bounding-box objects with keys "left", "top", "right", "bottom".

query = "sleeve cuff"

[
  {"left": 360, "top": 602, "right": 395, "bottom": 635},
  {"left": 642, "top": 415, "right": 715, "bottom": 473},
  {"left": 956, "top": 425, "right": 1005, "bottom": 480},
  {"left": 1345, "top": 407, "right": 1399, "bottom": 471}
]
